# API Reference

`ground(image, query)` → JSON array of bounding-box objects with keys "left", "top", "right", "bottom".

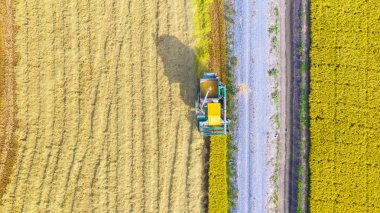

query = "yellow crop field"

[
  {"left": 194, "top": 0, "right": 213, "bottom": 76},
  {"left": 194, "top": 0, "right": 226, "bottom": 84},
  {"left": 0, "top": 0, "right": 206, "bottom": 212},
  {"left": 309, "top": 0, "right": 380, "bottom": 212},
  {"left": 208, "top": 136, "right": 228, "bottom": 213}
]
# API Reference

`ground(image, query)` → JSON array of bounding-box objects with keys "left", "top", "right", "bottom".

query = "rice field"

[
  {"left": 3, "top": 0, "right": 379, "bottom": 212},
  {"left": 208, "top": 136, "right": 228, "bottom": 213},
  {"left": 309, "top": 0, "right": 380, "bottom": 211}
]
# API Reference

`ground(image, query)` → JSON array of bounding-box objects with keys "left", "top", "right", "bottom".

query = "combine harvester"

[{"left": 195, "top": 73, "right": 230, "bottom": 136}]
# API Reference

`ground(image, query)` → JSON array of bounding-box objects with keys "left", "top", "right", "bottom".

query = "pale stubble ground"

[{"left": 0, "top": 0, "right": 206, "bottom": 212}]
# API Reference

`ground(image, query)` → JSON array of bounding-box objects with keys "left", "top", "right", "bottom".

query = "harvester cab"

[{"left": 195, "top": 73, "right": 230, "bottom": 136}]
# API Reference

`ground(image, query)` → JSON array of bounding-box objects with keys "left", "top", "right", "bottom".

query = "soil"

[
  {"left": 279, "top": 0, "right": 293, "bottom": 212},
  {"left": 0, "top": 0, "right": 206, "bottom": 212}
]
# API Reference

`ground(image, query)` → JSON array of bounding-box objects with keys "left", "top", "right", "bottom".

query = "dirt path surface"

[
  {"left": 234, "top": 0, "right": 280, "bottom": 212},
  {"left": 279, "top": 0, "right": 292, "bottom": 212},
  {"left": 234, "top": 1, "right": 255, "bottom": 211},
  {"left": 0, "top": 0, "right": 206, "bottom": 212}
]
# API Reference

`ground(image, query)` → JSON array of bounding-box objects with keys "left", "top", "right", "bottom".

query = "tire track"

[
  {"left": 61, "top": 0, "right": 93, "bottom": 209},
  {"left": 139, "top": 1, "right": 148, "bottom": 210},
  {"left": 153, "top": 0, "right": 161, "bottom": 210},
  {"left": 104, "top": 2, "right": 118, "bottom": 210},
  {"left": 168, "top": 1, "right": 180, "bottom": 210},
  {"left": 9, "top": 0, "right": 31, "bottom": 210},
  {"left": 36, "top": 3, "right": 57, "bottom": 209},
  {"left": 69, "top": 61, "right": 98, "bottom": 210},
  {"left": 18, "top": 0, "right": 43, "bottom": 210},
  {"left": 109, "top": 4, "right": 128, "bottom": 209},
  {"left": 130, "top": 0, "right": 147, "bottom": 211},
  {"left": 44, "top": 1, "right": 69, "bottom": 209},
  {"left": 36, "top": 3, "right": 75, "bottom": 210},
  {"left": 127, "top": 1, "right": 137, "bottom": 211},
  {"left": 184, "top": 122, "right": 194, "bottom": 213},
  {"left": 114, "top": 69, "right": 121, "bottom": 212},
  {"left": 158, "top": 0, "right": 177, "bottom": 211},
  {"left": 88, "top": 133, "right": 106, "bottom": 211},
  {"left": 110, "top": 40, "right": 122, "bottom": 211},
  {"left": 171, "top": 0, "right": 194, "bottom": 210},
  {"left": 183, "top": 1, "right": 205, "bottom": 211},
  {"left": 88, "top": 58, "right": 113, "bottom": 210},
  {"left": 156, "top": 0, "right": 170, "bottom": 209},
  {"left": 118, "top": 0, "right": 135, "bottom": 212},
  {"left": 181, "top": 1, "right": 193, "bottom": 210},
  {"left": 109, "top": 3, "right": 125, "bottom": 209},
  {"left": 167, "top": 122, "right": 181, "bottom": 212},
  {"left": 60, "top": 0, "right": 83, "bottom": 207},
  {"left": 68, "top": 0, "right": 103, "bottom": 209},
  {"left": 92, "top": 4, "right": 111, "bottom": 210},
  {"left": 100, "top": 3, "right": 118, "bottom": 211},
  {"left": 144, "top": 0, "right": 160, "bottom": 211},
  {"left": 169, "top": 1, "right": 188, "bottom": 211},
  {"left": 87, "top": 1, "right": 117, "bottom": 210}
]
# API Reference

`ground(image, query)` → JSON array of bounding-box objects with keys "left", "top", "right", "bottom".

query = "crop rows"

[
  {"left": 209, "top": 0, "right": 227, "bottom": 84},
  {"left": 208, "top": 136, "right": 228, "bottom": 213},
  {"left": 194, "top": 0, "right": 227, "bottom": 84},
  {"left": 194, "top": 0, "right": 213, "bottom": 77},
  {"left": 309, "top": 0, "right": 380, "bottom": 212},
  {"left": 0, "top": 0, "right": 205, "bottom": 212}
]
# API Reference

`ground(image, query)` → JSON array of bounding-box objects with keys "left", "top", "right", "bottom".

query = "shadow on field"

[
  {"left": 154, "top": 35, "right": 210, "bottom": 211},
  {"left": 155, "top": 35, "right": 197, "bottom": 108}
]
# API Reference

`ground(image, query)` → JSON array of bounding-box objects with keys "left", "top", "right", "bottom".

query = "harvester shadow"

[
  {"left": 155, "top": 35, "right": 197, "bottom": 108},
  {"left": 155, "top": 35, "right": 210, "bottom": 210}
]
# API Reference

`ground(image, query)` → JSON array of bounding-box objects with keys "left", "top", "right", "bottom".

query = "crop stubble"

[
  {"left": 0, "top": 0, "right": 205, "bottom": 212},
  {"left": 0, "top": 0, "right": 17, "bottom": 204}
]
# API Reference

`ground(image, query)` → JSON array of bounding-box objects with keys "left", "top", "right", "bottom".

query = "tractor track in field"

[{"left": 0, "top": 0, "right": 206, "bottom": 212}]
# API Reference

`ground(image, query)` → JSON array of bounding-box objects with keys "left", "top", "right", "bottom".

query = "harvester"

[{"left": 195, "top": 73, "right": 230, "bottom": 136}]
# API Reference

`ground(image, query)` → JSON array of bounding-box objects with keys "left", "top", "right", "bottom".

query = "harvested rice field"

[{"left": 0, "top": 0, "right": 206, "bottom": 212}]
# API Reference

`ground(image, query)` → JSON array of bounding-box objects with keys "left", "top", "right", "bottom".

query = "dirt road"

[
  {"left": 234, "top": 0, "right": 280, "bottom": 212},
  {"left": 279, "top": 0, "right": 293, "bottom": 212},
  {"left": 0, "top": 0, "right": 205, "bottom": 212},
  {"left": 234, "top": 0, "right": 255, "bottom": 211}
]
